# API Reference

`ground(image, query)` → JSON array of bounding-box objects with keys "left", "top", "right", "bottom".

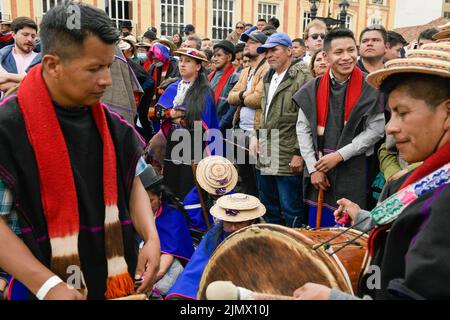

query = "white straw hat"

[
  {"left": 196, "top": 156, "right": 238, "bottom": 196},
  {"left": 210, "top": 193, "right": 266, "bottom": 222}
]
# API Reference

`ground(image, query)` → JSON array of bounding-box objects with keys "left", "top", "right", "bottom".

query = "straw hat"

[
  {"left": 196, "top": 156, "right": 238, "bottom": 195},
  {"left": 118, "top": 39, "right": 132, "bottom": 51},
  {"left": 174, "top": 47, "right": 208, "bottom": 62},
  {"left": 210, "top": 193, "right": 266, "bottom": 222},
  {"left": 433, "top": 22, "right": 450, "bottom": 42},
  {"left": 366, "top": 42, "right": 450, "bottom": 89}
]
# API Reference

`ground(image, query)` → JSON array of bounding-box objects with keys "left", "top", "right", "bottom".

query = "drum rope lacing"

[{"left": 311, "top": 215, "right": 372, "bottom": 255}]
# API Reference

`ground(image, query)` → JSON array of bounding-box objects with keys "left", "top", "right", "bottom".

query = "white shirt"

[{"left": 265, "top": 69, "right": 287, "bottom": 120}]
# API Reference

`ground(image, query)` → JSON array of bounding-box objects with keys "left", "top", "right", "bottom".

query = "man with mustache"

[
  {"left": 293, "top": 28, "right": 385, "bottom": 228},
  {"left": 0, "top": 17, "right": 41, "bottom": 95}
]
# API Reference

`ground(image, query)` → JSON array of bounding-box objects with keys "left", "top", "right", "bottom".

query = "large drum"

[{"left": 198, "top": 224, "right": 368, "bottom": 299}]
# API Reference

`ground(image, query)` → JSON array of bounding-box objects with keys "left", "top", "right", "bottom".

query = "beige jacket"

[{"left": 228, "top": 59, "right": 269, "bottom": 130}]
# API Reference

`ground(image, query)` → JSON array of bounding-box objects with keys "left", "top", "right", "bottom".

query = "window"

[
  {"left": 303, "top": 11, "right": 312, "bottom": 33},
  {"left": 42, "top": 0, "right": 65, "bottom": 14},
  {"left": 161, "top": 0, "right": 185, "bottom": 37},
  {"left": 105, "top": 0, "right": 133, "bottom": 29},
  {"left": 445, "top": 11, "right": 450, "bottom": 18},
  {"left": 212, "top": 0, "right": 234, "bottom": 40},
  {"left": 258, "top": 3, "right": 278, "bottom": 22},
  {"left": 371, "top": 0, "right": 384, "bottom": 4},
  {"left": 337, "top": 13, "right": 353, "bottom": 30},
  {"left": 370, "top": 17, "right": 382, "bottom": 26}
]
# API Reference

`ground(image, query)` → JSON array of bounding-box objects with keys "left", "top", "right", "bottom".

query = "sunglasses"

[
  {"left": 236, "top": 26, "right": 244, "bottom": 29},
  {"left": 310, "top": 33, "right": 326, "bottom": 40}
]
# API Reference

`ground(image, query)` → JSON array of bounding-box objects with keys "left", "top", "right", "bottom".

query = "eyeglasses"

[
  {"left": 310, "top": 33, "right": 326, "bottom": 40},
  {"left": 236, "top": 26, "right": 244, "bottom": 29}
]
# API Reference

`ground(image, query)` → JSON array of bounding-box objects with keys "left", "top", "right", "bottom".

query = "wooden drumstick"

[{"left": 206, "top": 281, "right": 295, "bottom": 300}]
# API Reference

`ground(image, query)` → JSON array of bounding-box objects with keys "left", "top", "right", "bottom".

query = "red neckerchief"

[
  {"left": 367, "top": 140, "right": 450, "bottom": 257},
  {"left": 208, "top": 64, "right": 235, "bottom": 105},
  {"left": 316, "top": 66, "right": 364, "bottom": 135},
  {"left": 0, "top": 33, "right": 13, "bottom": 43}
]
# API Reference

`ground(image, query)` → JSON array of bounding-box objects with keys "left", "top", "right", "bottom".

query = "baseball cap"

[
  {"left": 240, "top": 31, "right": 268, "bottom": 45},
  {"left": 256, "top": 32, "right": 292, "bottom": 54},
  {"left": 184, "top": 24, "right": 195, "bottom": 34}
]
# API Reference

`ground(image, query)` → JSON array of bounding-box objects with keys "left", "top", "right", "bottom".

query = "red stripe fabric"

[
  {"left": 316, "top": 66, "right": 364, "bottom": 133},
  {"left": 208, "top": 63, "right": 235, "bottom": 105}
]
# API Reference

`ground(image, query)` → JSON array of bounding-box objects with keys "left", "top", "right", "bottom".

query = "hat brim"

[
  {"left": 256, "top": 43, "right": 277, "bottom": 54},
  {"left": 366, "top": 60, "right": 450, "bottom": 89},
  {"left": 196, "top": 158, "right": 238, "bottom": 195},
  {"left": 174, "top": 50, "right": 208, "bottom": 62},
  {"left": 210, "top": 204, "right": 266, "bottom": 222},
  {"left": 433, "top": 29, "right": 450, "bottom": 41}
]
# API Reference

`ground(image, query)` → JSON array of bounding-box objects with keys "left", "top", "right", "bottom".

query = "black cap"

[
  {"left": 139, "top": 166, "right": 163, "bottom": 190},
  {"left": 213, "top": 40, "right": 236, "bottom": 61},
  {"left": 143, "top": 30, "right": 157, "bottom": 41},
  {"left": 184, "top": 24, "right": 195, "bottom": 34},
  {"left": 120, "top": 20, "right": 132, "bottom": 29},
  {"left": 240, "top": 31, "right": 268, "bottom": 45}
]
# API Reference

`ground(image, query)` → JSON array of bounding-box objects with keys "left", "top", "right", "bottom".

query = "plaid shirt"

[{"left": 0, "top": 157, "right": 148, "bottom": 236}]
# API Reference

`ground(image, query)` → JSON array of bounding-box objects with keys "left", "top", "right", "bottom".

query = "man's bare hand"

[
  {"left": 293, "top": 283, "right": 331, "bottom": 300},
  {"left": 43, "top": 282, "right": 85, "bottom": 300},
  {"left": 289, "top": 155, "right": 304, "bottom": 174},
  {"left": 311, "top": 171, "right": 330, "bottom": 191},
  {"left": 314, "top": 152, "right": 343, "bottom": 173},
  {"left": 134, "top": 240, "right": 160, "bottom": 294}
]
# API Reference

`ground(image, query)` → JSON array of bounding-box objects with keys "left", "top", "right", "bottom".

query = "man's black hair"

[
  {"left": 11, "top": 17, "right": 38, "bottom": 33},
  {"left": 292, "top": 38, "right": 306, "bottom": 46},
  {"left": 418, "top": 28, "right": 439, "bottom": 44},
  {"left": 257, "top": 18, "right": 267, "bottom": 23},
  {"left": 387, "top": 30, "right": 408, "bottom": 46},
  {"left": 267, "top": 17, "right": 280, "bottom": 29},
  {"left": 359, "top": 24, "right": 387, "bottom": 43},
  {"left": 39, "top": 1, "right": 119, "bottom": 61},
  {"left": 323, "top": 28, "right": 356, "bottom": 52},
  {"left": 380, "top": 73, "right": 450, "bottom": 109},
  {"left": 262, "top": 25, "right": 277, "bottom": 36}
]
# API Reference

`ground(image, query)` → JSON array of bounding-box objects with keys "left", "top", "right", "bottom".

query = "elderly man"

[
  {"left": 294, "top": 40, "right": 450, "bottom": 300},
  {"left": 251, "top": 33, "right": 311, "bottom": 227},
  {"left": 0, "top": 2, "right": 160, "bottom": 300}
]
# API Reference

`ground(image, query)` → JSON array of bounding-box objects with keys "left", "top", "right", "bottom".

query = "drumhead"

[{"left": 198, "top": 224, "right": 356, "bottom": 299}]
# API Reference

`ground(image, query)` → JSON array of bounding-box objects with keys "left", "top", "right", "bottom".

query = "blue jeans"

[{"left": 256, "top": 170, "right": 306, "bottom": 227}]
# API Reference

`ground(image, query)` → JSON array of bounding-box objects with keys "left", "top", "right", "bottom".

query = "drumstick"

[{"left": 206, "top": 281, "right": 295, "bottom": 300}]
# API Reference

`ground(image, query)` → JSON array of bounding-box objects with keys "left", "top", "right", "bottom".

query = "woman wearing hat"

[
  {"left": 294, "top": 41, "right": 450, "bottom": 300},
  {"left": 155, "top": 48, "right": 219, "bottom": 202},
  {"left": 138, "top": 165, "right": 194, "bottom": 299},
  {"left": 166, "top": 193, "right": 266, "bottom": 300}
]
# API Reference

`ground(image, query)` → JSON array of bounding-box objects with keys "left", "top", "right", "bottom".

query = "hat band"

[
  {"left": 215, "top": 187, "right": 227, "bottom": 195},
  {"left": 225, "top": 209, "right": 240, "bottom": 216}
]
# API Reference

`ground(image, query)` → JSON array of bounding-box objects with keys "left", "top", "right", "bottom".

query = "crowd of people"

[{"left": 0, "top": 0, "right": 448, "bottom": 301}]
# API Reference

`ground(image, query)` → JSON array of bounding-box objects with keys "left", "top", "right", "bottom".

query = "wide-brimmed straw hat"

[
  {"left": 210, "top": 193, "right": 266, "bottom": 222},
  {"left": 433, "top": 22, "right": 450, "bottom": 42},
  {"left": 174, "top": 47, "right": 208, "bottom": 62},
  {"left": 366, "top": 41, "right": 450, "bottom": 89},
  {"left": 196, "top": 156, "right": 238, "bottom": 195}
]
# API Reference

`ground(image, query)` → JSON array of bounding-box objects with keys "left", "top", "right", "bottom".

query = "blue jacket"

[{"left": 0, "top": 44, "right": 41, "bottom": 74}]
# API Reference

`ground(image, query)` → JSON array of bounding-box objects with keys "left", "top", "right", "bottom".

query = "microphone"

[{"left": 205, "top": 281, "right": 295, "bottom": 300}]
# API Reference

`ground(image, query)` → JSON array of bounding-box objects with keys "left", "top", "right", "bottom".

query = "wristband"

[{"left": 36, "top": 275, "right": 63, "bottom": 300}]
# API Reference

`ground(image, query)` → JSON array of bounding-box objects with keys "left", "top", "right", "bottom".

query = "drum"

[{"left": 198, "top": 224, "right": 368, "bottom": 299}]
